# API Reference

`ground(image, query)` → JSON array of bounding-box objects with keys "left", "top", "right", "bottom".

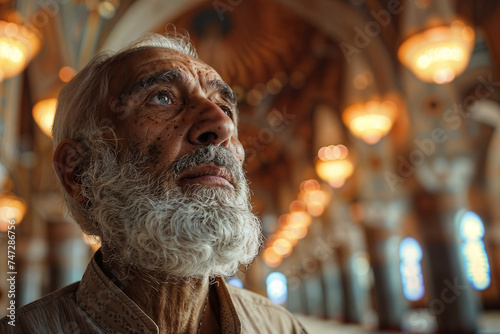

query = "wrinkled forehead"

[{"left": 109, "top": 47, "right": 222, "bottom": 98}]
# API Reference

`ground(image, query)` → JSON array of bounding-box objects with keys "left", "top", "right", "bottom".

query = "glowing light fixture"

[
  {"left": 398, "top": 0, "right": 475, "bottom": 85},
  {"left": 277, "top": 214, "right": 307, "bottom": 240},
  {"left": 458, "top": 211, "right": 490, "bottom": 290},
  {"left": 288, "top": 210, "right": 312, "bottom": 229},
  {"left": 0, "top": 20, "right": 40, "bottom": 82},
  {"left": 342, "top": 100, "right": 397, "bottom": 145},
  {"left": 276, "top": 229, "right": 299, "bottom": 246},
  {"left": 263, "top": 247, "right": 282, "bottom": 268},
  {"left": 33, "top": 98, "right": 57, "bottom": 137},
  {"left": 399, "top": 237, "right": 425, "bottom": 301},
  {"left": 266, "top": 272, "right": 288, "bottom": 305},
  {"left": 284, "top": 224, "right": 308, "bottom": 240},
  {"left": 272, "top": 238, "right": 292, "bottom": 257},
  {"left": 315, "top": 145, "right": 354, "bottom": 188},
  {"left": 58, "top": 66, "right": 75, "bottom": 83},
  {"left": 299, "top": 179, "right": 330, "bottom": 217},
  {"left": 0, "top": 193, "right": 26, "bottom": 232},
  {"left": 399, "top": 20, "right": 474, "bottom": 84}
]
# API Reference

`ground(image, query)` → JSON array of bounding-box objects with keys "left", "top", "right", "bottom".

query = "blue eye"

[
  {"left": 220, "top": 105, "right": 232, "bottom": 118},
  {"left": 150, "top": 90, "right": 172, "bottom": 106}
]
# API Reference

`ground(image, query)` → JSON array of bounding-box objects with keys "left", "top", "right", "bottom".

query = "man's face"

[
  {"left": 105, "top": 48, "right": 245, "bottom": 188},
  {"left": 75, "top": 47, "right": 262, "bottom": 277}
]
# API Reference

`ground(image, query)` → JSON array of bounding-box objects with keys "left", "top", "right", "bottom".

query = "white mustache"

[{"left": 170, "top": 145, "right": 243, "bottom": 187}]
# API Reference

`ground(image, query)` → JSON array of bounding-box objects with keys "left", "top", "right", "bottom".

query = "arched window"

[
  {"left": 458, "top": 211, "right": 491, "bottom": 290},
  {"left": 399, "top": 237, "right": 425, "bottom": 301},
  {"left": 266, "top": 272, "right": 288, "bottom": 305}
]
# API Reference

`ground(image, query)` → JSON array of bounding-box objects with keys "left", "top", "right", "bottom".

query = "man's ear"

[{"left": 53, "top": 139, "right": 85, "bottom": 202}]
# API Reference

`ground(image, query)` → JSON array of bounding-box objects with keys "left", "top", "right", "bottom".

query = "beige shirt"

[{"left": 0, "top": 252, "right": 307, "bottom": 333}]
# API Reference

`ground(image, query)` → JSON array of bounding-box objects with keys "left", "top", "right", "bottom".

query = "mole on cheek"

[{"left": 174, "top": 126, "right": 178, "bottom": 129}]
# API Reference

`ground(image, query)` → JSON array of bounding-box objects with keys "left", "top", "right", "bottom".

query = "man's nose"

[{"left": 188, "top": 99, "right": 235, "bottom": 147}]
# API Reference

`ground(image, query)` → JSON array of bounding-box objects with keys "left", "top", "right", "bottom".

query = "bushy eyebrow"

[
  {"left": 127, "top": 69, "right": 238, "bottom": 119},
  {"left": 206, "top": 79, "right": 237, "bottom": 108},
  {"left": 128, "top": 69, "right": 184, "bottom": 95}
]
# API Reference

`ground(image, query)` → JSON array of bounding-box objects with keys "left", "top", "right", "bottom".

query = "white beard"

[{"left": 80, "top": 144, "right": 263, "bottom": 278}]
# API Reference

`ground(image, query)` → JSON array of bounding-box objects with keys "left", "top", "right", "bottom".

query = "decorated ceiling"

[{"left": 2, "top": 0, "right": 500, "bottom": 231}]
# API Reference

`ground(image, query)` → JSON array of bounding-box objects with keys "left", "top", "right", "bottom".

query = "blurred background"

[{"left": 1, "top": 0, "right": 500, "bottom": 333}]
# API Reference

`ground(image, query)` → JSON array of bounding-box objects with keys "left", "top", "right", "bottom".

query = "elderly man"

[{"left": 0, "top": 33, "right": 307, "bottom": 333}]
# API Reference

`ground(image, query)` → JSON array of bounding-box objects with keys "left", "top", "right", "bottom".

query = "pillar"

[
  {"left": 413, "top": 191, "right": 479, "bottom": 334},
  {"left": 364, "top": 226, "right": 406, "bottom": 330}
]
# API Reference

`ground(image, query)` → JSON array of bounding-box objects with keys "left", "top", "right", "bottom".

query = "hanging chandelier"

[
  {"left": 315, "top": 145, "right": 354, "bottom": 188},
  {"left": 0, "top": 20, "right": 40, "bottom": 82},
  {"left": 397, "top": 0, "right": 475, "bottom": 84},
  {"left": 342, "top": 99, "right": 397, "bottom": 145},
  {"left": 398, "top": 20, "right": 474, "bottom": 84}
]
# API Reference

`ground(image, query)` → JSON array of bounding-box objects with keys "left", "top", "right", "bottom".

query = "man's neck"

[{"left": 100, "top": 247, "right": 210, "bottom": 333}]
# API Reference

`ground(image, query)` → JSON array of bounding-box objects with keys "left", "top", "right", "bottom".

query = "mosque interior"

[{"left": 1, "top": 0, "right": 500, "bottom": 333}]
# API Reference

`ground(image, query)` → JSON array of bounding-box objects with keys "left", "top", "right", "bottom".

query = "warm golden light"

[
  {"left": 276, "top": 230, "right": 299, "bottom": 246},
  {"left": 289, "top": 200, "right": 306, "bottom": 213},
  {"left": 278, "top": 214, "right": 290, "bottom": 227},
  {"left": 0, "top": 193, "right": 26, "bottom": 232},
  {"left": 263, "top": 248, "right": 282, "bottom": 267},
  {"left": 318, "top": 145, "right": 349, "bottom": 161},
  {"left": 300, "top": 179, "right": 320, "bottom": 193},
  {"left": 266, "top": 200, "right": 316, "bottom": 263},
  {"left": 398, "top": 20, "right": 475, "bottom": 84},
  {"left": 315, "top": 145, "right": 354, "bottom": 188},
  {"left": 299, "top": 179, "right": 330, "bottom": 217},
  {"left": 33, "top": 98, "right": 57, "bottom": 137},
  {"left": 342, "top": 100, "right": 397, "bottom": 144},
  {"left": 285, "top": 224, "right": 308, "bottom": 239},
  {"left": 307, "top": 202, "right": 325, "bottom": 217},
  {"left": 0, "top": 20, "right": 40, "bottom": 81},
  {"left": 273, "top": 238, "right": 292, "bottom": 257},
  {"left": 82, "top": 233, "right": 101, "bottom": 252},
  {"left": 58, "top": 66, "right": 75, "bottom": 83},
  {"left": 305, "top": 190, "right": 328, "bottom": 216},
  {"left": 288, "top": 210, "right": 312, "bottom": 228}
]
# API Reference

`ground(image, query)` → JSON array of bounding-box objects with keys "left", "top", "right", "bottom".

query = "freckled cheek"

[
  {"left": 125, "top": 117, "right": 188, "bottom": 169},
  {"left": 232, "top": 139, "right": 245, "bottom": 163},
  {"left": 153, "top": 131, "right": 187, "bottom": 170}
]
